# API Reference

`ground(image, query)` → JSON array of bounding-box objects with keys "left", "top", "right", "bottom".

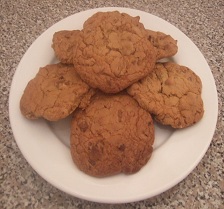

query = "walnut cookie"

[
  {"left": 70, "top": 93, "right": 155, "bottom": 177},
  {"left": 52, "top": 30, "right": 81, "bottom": 64},
  {"left": 52, "top": 28, "right": 178, "bottom": 65},
  {"left": 146, "top": 29, "right": 178, "bottom": 60},
  {"left": 20, "top": 63, "right": 90, "bottom": 121},
  {"left": 73, "top": 11, "right": 157, "bottom": 93},
  {"left": 127, "top": 62, "right": 204, "bottom": 128}
]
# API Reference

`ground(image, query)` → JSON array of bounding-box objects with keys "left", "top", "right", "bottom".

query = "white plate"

[{"left": 9, "top": 7, "right": 218, "bottom": 203}]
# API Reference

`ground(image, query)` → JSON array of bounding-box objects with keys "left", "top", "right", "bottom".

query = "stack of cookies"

[{"left": 20, "top": 11, "right": 204, "bottom": 177}]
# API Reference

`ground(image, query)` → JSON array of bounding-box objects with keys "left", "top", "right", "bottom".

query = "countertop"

[{"left": 1, "top": 0, "right": 223, "bottom": 208}]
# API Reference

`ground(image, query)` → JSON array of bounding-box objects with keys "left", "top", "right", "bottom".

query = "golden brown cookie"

[
  {"left": 146, "top": 30, "right": 178, "bottom": 60},
  {"left": 20, "top": 63, "right": 90, "bottom": 121},
  {"left": 83, "top": 11, "right": 143, "bottom": 29},
  {"left": 70, "top": 93, "right": 154, "bottom": 177},
  {"left": 73, "top": 11, "right": 157, "bottom": 93},
  {"left": 52, "top": 30, "right": 81, "bottom": 64},
  {"left": 127, "top": 62, "right": 204, "bottom": 128}
]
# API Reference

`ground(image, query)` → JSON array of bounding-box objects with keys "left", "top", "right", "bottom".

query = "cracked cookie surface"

[
  {"left": 20, "top": 63, "right": 90, "bottom": 121},
  {"left": 73, "top": 11, "right": 157, "bottom": 93},
  {"left": 146, "top": 30, "right": 178, "bottom": 60},
  {"left": 127, "top": 62, "right": 204, "bottom": 128},
  {"left": 52, "top": 30, "right": 81, "bottom": 64},
  {"left": 70, "top": 93, "right": 154, "bottom": 177}
]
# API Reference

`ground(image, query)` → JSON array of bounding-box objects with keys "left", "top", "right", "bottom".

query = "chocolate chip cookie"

[
  {"left": 52, "top": 30, "right": 81, "bottom": 64},
  {"left": 70, "top": 93, "right": 155, "bottom": 177},
  {"left": 146, "top": 30, "right": 178, "bottom": 60},
  {"left": 127, "top": 62, "right": 204, "bottom": 128},
  {"left": 73, "top": 11, "right": 157, "bottom": 93},
  {"left": 20, "top": 63, "right": 90, "bottom": 121}
]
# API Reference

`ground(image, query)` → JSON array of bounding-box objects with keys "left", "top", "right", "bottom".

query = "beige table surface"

[{"left": 1, "top": 0, "right": 223, "bottom": 208}]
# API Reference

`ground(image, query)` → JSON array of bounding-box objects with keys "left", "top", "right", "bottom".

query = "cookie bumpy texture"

[
  {"left": 20, "top": 63, "right": 90, "bottom": 121},
  {"left": 52, "top": 30, "right": 81, "bottom": 64},
  {"left": 127, "top": 62, "right": 204, "bottom": 128},
  {"left": 70, "top": 93, "right": 155, "bottom": 177},
  {"left": 146, "top": 29, "right": 178, "bottom": 60},
  {"left": 73, "top": 11, "right": 157, "bottom": 93}
]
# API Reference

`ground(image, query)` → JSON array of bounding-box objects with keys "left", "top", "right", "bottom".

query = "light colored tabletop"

[{"left": 1, "top": 0, "right": 223, "bottom": 208}]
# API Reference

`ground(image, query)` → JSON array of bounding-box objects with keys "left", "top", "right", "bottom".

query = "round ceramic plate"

[{"left": 9, "top": 7, "right": 218, "bottom": 203}]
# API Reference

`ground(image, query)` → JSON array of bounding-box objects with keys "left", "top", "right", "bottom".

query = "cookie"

[
  {"left": 70, "top": 93, "right": 154, "bottom": 177},
  {"left": 127, "top": 62, "right": 204, "bottom": 128},
  {"left": 20, "top": 63, "right": 90, "bottom": 121},
  {"left": 146, "top": 30, "right": 178, "bottom": 60},
  {"left": 83, "top": 11, "right": 143, "bottom": 29},
  {"left": 52, "top": 30, "right": 81, "bottom": 64},
  {"left": 73, "top": 11, "right": 157, "bottom": 93}
]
